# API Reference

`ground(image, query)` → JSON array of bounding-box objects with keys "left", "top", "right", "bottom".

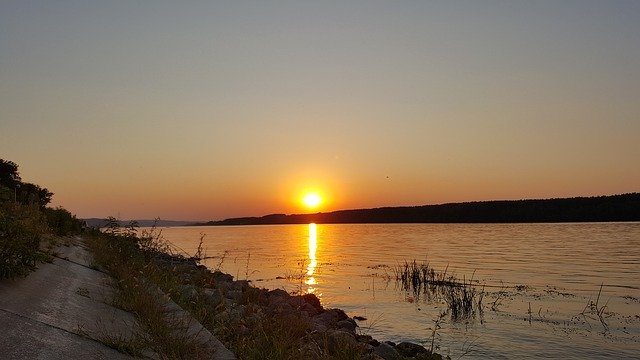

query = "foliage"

[
  {"left": 44, "top": 207, "right": 83, "bottom": 236},
  {"left": 103, "top": 216, "right": 139, "bottom": 238},
  {"left": 0, "top": 159, "right": 82, "bottom": 278},
  {"left": 0, "top": 159, "right": 21, "bottom": 188},
  {"left": 1, "top": 159, "right": 53, "bottom": 208},
  {"left": 0, "top": 202, "right": 48, "bottom": 279}
]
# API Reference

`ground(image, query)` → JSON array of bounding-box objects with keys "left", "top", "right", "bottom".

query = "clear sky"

[{"left": 1, "top": 1, "right": 639, "bottom": 221}]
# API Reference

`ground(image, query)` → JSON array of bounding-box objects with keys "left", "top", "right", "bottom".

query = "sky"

[{"left": 1, "top": 1, "right": 639, "bottom": 221}]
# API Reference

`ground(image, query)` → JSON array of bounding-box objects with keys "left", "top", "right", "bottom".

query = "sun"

[{"left": 302, "top": 193, "right": 322, "bottom": 209}]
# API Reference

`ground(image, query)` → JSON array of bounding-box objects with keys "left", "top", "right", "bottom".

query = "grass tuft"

[{"left": 395, "top": 259, "right": 484, "bottom": 321}]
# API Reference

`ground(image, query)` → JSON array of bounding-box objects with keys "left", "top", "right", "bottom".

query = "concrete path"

[{"left": 0, "top": 237, "right": 234, "bottom": 360}]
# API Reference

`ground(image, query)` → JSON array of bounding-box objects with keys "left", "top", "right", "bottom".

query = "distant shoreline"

[{"left": 196, "top": 193, "right": 640, "bottom": 226}]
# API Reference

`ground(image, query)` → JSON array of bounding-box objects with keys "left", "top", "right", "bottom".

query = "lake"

[{"left": 157, "top": 223, "right": 640, "bottom": 359}]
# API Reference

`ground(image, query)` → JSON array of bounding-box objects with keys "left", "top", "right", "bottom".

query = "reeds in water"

[{"left": 395, "top": 260, "right": 484, "bottom": 320}]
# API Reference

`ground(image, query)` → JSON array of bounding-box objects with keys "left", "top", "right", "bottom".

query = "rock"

[
  {"left": 301, "top": 293, "right": 323, "bottom": 313},
  {"left": 232, "top": 280, "right": 251, "bottom": 291},
  {"left": 312, "top": 308, "right": 350, "bottom": 332},
  {"left": 212, "top": 270, "right": 233, "bottom": 284},
  {"left": 361, "top": 354, "right": 385, "bottom": 360},
  {"left": 226, "top": 289, "right": 242, "bottom": 301},
  {"left": 356, "top": 334, "right": 380, "bottom": 347},
  {"left": 329, "top": 329, "right": 357, "bottom": 347},
  {"left": 373, "top": 342, "right": 403, "bottom": 360},
  {"left": 298, "top": 302, "right": 321, "bottom": 317},
  {"left": 396, "top": 342, "right": 430, "bottom": 357},
  {"left": 203, "top": 288, "right": 224, "bottom": 307},
  {"left": 179, "top": 284, "right": 198, "bottom": 301},
  {"left": 337, "top": 319, "right": 357, "bottom": 333},
  {"left": 267, "top": 289, "right": 290, "bottom": 309},
  {"left": 268, "top": 288, "right": 289, "bottom": 299}
]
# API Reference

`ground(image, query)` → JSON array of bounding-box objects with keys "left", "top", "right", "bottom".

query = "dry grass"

[{"left": 85, "top": 230, "right": 210, "bottom": 359}]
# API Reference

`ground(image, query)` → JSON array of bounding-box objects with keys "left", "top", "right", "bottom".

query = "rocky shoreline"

[{"left": 154, "top": 252, "right": 445, "bottom": 360}]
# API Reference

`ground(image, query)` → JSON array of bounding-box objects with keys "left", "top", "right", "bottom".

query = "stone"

[
  {"left": 203, "top": 288, "right": 224, "bottom": 307},
  {"left": 268, "top": 288, "right": 289, "bottom": 299},
  {"left": 373, "top": 342, "right": 403, "bottom": 360},
  {"left": 179, "top": 284, "right": 198, "bottom": 301},
  {"left": 212, "top": 270, "right": 233, "bottom": 284},
  {"left": 232, "top": 280, "right": 251, "bottom": 291},
  {"left": 337, "top": 318, "right": 357, "bottom": 333},
  {"left": 301, "top": 293, "right": 323, "bottom": 313},
  {"left": 356, "top": 334, "right": 380, "bottom": 347},
  {"left": 313, "top": 310, "right": 344, "bottom": 332},
  {"left": 396, "top": 341, "right": 430, "bottom": 357},
  {"left": 226, "top": 289, "right": 242, "bottom": 301},
  {"left": 361, "top": 354, "right": 385, "bottom": 360},
  {"left": 297, "top": 302, "right": 320, "bottom": 317},
  {"left": 329, "top": 329, "right": 357, "bottom": 347}
]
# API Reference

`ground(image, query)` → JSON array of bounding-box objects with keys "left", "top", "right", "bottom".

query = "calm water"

[{"left": 158, "top": 223, "right": 640, "bottom": 359}]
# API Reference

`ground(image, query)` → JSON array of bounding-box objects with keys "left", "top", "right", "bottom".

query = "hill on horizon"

[{"left": 198, "top": 193, "right": 640, "bottom": 226}]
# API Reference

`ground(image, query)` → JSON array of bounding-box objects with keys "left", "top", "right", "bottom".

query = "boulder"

[
  {"left": 232, "top": 280, "right": 251, "bottom": 291},
  {"left": 301, "top": 293, "right": 323, "bottom": 313},
  {"left": 373, "top": 342, "right": 403, "bottom": 360},
  {"left": 203, "top": 288, "right": 224, "bottom": 307},
  {"left": 337, "top": 318, "right": 357, "bottom": 333},
  {"left": 356, "top": 334, "right": 380, "bottom": 347},
  {"left": 212, "top": 270, "right": 233, "bottom": 284},
  {"left": 396, "top": 341, "right": 430, "bottom": 357},
  {"left": 179, "top": 284, "right": 198, "bottom": 301}
]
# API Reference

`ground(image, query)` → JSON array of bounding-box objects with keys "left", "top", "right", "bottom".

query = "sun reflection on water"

[{"left": 306, "top": 223, "right": 318, "bottom": 293}]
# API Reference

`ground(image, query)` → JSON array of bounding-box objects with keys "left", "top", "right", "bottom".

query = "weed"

[
  {"left": 85, "top": 228, "right": 210, "bottom": 359},
  {"left": 490, "top": 283, "right": 507, "bottom": 311},
  {"left": 395, "top": 259, "right": 484, "bottom": 321},
  {"left": 96, "top": 331, "right": 147, "bottom": 357},
  {"left": 429, "top": 310, "right": 447, "bottom": 354},
  {"left": 578, "top": 283, "right": 611, "bottom": 332},
  {"left": 0, "top": 202, "right": 48, "bottom": 278}
]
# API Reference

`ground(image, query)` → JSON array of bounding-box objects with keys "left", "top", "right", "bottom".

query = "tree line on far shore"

[{"left": 202, "top": 193, "right": 640, "bottom": 226}]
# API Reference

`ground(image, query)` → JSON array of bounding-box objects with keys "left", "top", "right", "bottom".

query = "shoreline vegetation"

[
  {"left": 197, "top": 193, "right": 640, "bottom": 226},
  {"left": 87, "top": 219, "right": 447, "bottom": 359},
  {"left": 1, "top": 159, "right": 82, "bottom": 279}
]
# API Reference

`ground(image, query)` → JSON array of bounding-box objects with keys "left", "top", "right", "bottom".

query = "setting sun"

[{"left": 302, "top": 193, "right": 322, "bottom": 209}]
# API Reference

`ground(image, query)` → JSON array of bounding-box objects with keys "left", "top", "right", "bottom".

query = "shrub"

[
  {"left": 44, "top": 206, "right": 83, "bottom": 236},
  {"left": 0, "top": 202, "right": 47, "bottom": 279}
]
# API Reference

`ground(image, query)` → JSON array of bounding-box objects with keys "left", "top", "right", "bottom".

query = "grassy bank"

[{"left": 85, "top": 226, "right": 211, "bottom": 358}]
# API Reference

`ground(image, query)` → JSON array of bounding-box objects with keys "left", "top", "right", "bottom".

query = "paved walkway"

[{"left": 0, "top": 237, "right": 234, "bottom": 360}]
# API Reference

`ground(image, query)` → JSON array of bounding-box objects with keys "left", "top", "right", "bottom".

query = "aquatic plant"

[
  {"left": 394, "top": 259, "right": 484, "bottom": 321},
  {"left": 577, "top": 283, "right": 611, "bottom": 332},
  {"left": 428, "top": 310, "right": 447, "bottom": 353}
]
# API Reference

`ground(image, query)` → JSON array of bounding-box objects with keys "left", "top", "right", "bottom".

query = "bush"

[
  {"left": 44, "top": 206, "right": 83, "bottom": 236},
  {"left": 0, "top": 202, "right": 47, "bottom": 279}
]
